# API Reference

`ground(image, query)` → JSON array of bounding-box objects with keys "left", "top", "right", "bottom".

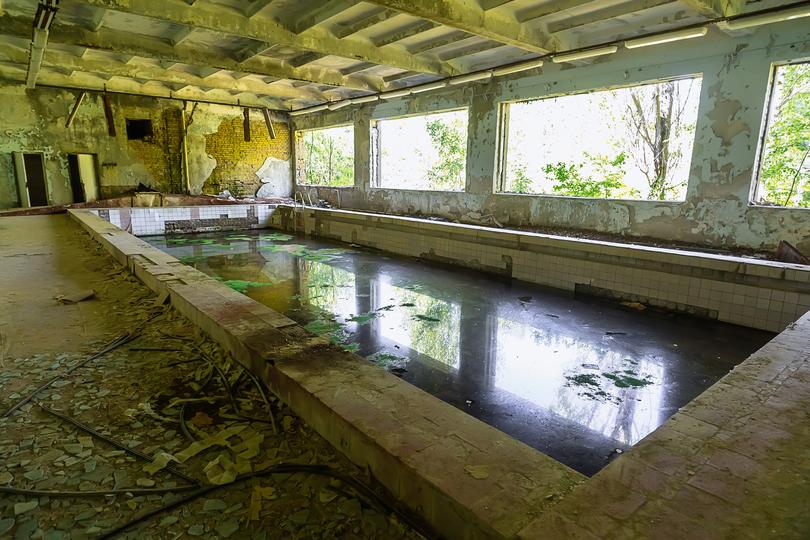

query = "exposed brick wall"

[
  {"left": 126, "top": 107, "right": 185, "bottom": 194},
  {"left": 203, "top": 118, "right": 291, "bottom": 197}
]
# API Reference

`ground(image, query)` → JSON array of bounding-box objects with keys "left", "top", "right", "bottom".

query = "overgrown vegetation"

[
  {"left": 503, "top": 78, "right": 700, "bottom": 200},
  {"left": 299, "top": 127, "right": 354, "bottom": 187},
  {"left": 758, "top": 62, "right": 810, "bottom": 207},
  {"left": 425, "top": 118, "right": 467, "bottom": 190}
]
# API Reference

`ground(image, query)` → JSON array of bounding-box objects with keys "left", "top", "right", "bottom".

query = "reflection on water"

[{"left": 147, "top": 230, "right": 774, "bottom": 475}]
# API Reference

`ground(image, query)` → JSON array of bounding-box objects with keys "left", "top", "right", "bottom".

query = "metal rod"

[
  {"left": 101, "top": 92, "right": 115, "bottom": 137},
  {"left": 262, "top": 107, "right": 276, "bottom": 139},
  {"left": 64, "top": 89, "right": 85, "bottom": 128}
]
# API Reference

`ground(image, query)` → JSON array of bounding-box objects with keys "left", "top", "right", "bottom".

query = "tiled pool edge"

[
  {"left": 273, "top": 205, "right": 810, "bottom": 332},
  {"left": 517, "top": 311, "right": 810, "bottom": 538},
  {"left": 68, "top": 209, "right": 586, "bottom": 539}
]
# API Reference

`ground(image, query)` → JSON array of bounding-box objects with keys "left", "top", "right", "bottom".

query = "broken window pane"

[
  {"left": 296, "top": 125, "right": 354, "bottom": 187},
  {"left": 755, "top": 61, "right": 810, "bottom": 208},
  {"left": 376, "top": 109, "right": 468, "bottom": 191},
  {"left": 501, "top": 77, "right": 702, "bottom": 201}
]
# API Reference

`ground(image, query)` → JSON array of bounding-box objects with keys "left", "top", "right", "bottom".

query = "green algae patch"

[
  {"left": 602, "top": 372, "right": 653, "bottom": 388},
  {"left": 347, "top": 312, "right": 379, "bottom": 325},
  {"left": 341, "top": 343, "right": 360, "bottom": 353},
  {"left": 566, "top": 373, "right": 601, "bottom": 387},
  {"left": 220, "top": 280, "right": 272, "bottom": 294},
  {"left": 260, "top": 232, "right": 294, "bottom": 242},
  {"left": 412, "top": 314, "right": 440, "bottom": 323},
  {"left": 304, "top": 319, "right": 343, "bottom": 335}
]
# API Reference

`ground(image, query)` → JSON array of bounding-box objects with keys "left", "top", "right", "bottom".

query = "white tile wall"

[{"left": 275, "top": 206, "right": 810, "bottom": 333}]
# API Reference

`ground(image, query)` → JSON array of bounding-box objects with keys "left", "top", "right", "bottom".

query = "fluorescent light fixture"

[
  {"left": 624, "top": 27, "right": 708, "bottom": 48},
  {"left": 493, "top": 59, "right": 544, "bottom": 77},
  {"left": 327, "top": 100, "right": 351, "bottom": 110},
  {"left": 449, "top": 71, "right": 493, "bottom": 85},
  {"left": 410, "top": 81, "right": 448, "bottom": 94},
  {"left": 350, "top": 95, "right": 379, "bottom": 104},
  {"left": 720, "top": 5, "right": 810, "bottom": 30},
  {"left": 289, "top": 103, "right": 328, "bottom": 115},
  {"left": 381, "top": 88, "right": 411, "bottom": 99},
  {"left": 552, "top": 45, "right": 618, "bottom": 63}
]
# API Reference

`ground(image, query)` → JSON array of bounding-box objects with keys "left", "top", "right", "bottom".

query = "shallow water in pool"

[{"left": 146, "top": 229, "right": 774, "bottom": 475}]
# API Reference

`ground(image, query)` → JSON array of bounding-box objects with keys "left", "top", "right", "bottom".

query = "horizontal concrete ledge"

[
  {"left": 273, "top": 205, "right": 810, "bottom": 332},
  {"left": 68, "top": 209, "right": 585, "bottom": 539}
]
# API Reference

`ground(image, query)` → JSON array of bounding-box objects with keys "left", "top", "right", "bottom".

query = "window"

[
  {"left": 125, "top": 119, "right": 153, "bottom": 140},
  {"left": 373, "top": 109, "right": 468, "bottom": 191},
  {"left": 499, "top": 77, "right": 702, "bottom": 201},
  {"left": 296, "top": 125, "right": 354, "bottom": 187},
  {"left": 754, "top": 61, "right": 809, "bottom": 208}
]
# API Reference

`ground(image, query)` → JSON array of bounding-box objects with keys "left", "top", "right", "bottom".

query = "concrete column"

[
  {"left": 687, "top": 49, "right": 773, "bottom": 204},
  {"left": 465, "top": 86, "right": 500, "bottom": 195},
  {"left": 354, "top": 109, "right": 372, "bottom": 193}
]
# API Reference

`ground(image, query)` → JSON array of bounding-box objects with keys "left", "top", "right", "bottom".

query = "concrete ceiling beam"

[
  {"left": 548, "top": 0, "right": 677, "bottom": 34},
  {"left": 362, "top": 0, "right": 557, "bottom": 54},
  {"left": 0, "top": 62, "right": 289, "bottom": 108},
  {"left": 680, "top": 0, "right": 746, "bottom": 17},
  {"left": 0, "top": 14, "right": 381, "bottom": 92},
  {"left": 68, "top": 0, "right": 452, "bottom": 76},
  {"left": 333, "top": 7, "right": 398, "bottom": 39},
  {"left": 289, "top": 0, "right": 357, "bottom": 34},
  {"left": 0, "top": 41, "right": 326, "bottom": 101},
  {"left": 243, "top": 0, "right": 277, "bottom": 18},
  {"left": 371, "top": 20, "right": 437, "bottom": 47}
]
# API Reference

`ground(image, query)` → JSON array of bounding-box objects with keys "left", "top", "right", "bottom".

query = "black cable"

[
  {"left": 35, "top": 402, "right": 198, "bottom": 485},
  {"left": 0, "top": 331, "right": 139, "bottom": 419},
  {"left": 98, "top": 463, "right": 434, "bottom": 540},
  {"left": 0, "top": 484, "right": 200, "bottom": 497}
]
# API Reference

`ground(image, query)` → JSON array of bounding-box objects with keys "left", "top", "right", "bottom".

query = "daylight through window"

[
  {"left": 375, "top": 109, "right": 468, "bottom": 191},
  {"left": 296, "top": 125, "right": 354, "bottom": 187},
  {"left": 500, "top": 77, "right": 702, "bottom": 201},
  {"left": 755, "top": 61, "right": 810, "bottom": 208}
]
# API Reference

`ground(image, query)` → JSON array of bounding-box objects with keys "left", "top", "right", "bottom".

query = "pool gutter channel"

[{"left": 69, "top": 209, "right": 587, "bottom": 539}]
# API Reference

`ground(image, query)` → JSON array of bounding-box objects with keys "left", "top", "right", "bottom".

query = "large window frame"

[
  {"left": 751, "top": 58, "right": 810, "bottom": 209},
  {"left": 496, "top": 75, "right": 703, "bottom": 203},
  {"left": 294, "top": 123, "right": 355, "bottom": 188},
  {"left": 370, "top": 107, "right": 470, "bottom": 193}
]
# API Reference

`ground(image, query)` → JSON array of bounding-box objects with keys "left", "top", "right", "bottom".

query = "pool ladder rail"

[{"left": 293, "top": 191, "right": 314, "bottom": 233}]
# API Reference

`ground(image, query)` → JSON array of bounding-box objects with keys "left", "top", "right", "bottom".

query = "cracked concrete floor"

[{"left": 0, "top": 216, "right": 423, "bottom": 539}]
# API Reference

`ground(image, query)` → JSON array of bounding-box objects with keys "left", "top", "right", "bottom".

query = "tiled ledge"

[
  {"left": 518, "top": 311, "right": 810, "bottom": 539},
  {"left": 68, "top": 209, "right": 585, "bottom": 539},
  {"left": 272, "top": 206, "right": 810, "bottom": 332}
]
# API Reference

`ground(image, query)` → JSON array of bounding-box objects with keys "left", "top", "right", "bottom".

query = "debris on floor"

[{"left": 0, "top": 270, "right": 423, "bottom": 539}]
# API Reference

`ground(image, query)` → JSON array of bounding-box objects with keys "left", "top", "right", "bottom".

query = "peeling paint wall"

[
  {"left": 0, "top": 87, "right": 292, "bottom": 209},
  {"left": 294, "top": 21, "right": 810, "bottom": 253}
]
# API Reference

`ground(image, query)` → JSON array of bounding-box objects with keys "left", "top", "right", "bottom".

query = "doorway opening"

[
  {"left": 12, "top": 152, "right": 48, "bottom": 207},
  {"left": 67, "top": 153, "right": 99, "bottom": 203}
]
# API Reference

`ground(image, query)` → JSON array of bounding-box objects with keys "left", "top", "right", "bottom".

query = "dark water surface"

[{"left": 146, "top": 229, "right": 774, "bottom": 476}]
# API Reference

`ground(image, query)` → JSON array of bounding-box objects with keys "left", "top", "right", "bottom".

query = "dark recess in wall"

[{"left": 126, "top": 119, "right": 153, "bottom": 141}]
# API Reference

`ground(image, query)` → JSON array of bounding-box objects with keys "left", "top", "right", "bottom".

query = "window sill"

[{"left": 495, "top": 192, "right": 684, "bottom": 204}]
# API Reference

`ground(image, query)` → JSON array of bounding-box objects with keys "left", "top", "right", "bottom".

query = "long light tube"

[
  {"left": 721, "top": 4, "right": 810, "bottom": 30},
  {"left": 552, "top": 45, "right": 618, "bottom": 63},
  {"left": 624, "top": 27, "right": 708, "bottom": 48}
]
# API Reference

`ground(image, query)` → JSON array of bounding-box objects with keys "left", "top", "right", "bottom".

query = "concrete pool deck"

[{"left": 65, "top": 208, "right": 810, "bottom": 538}]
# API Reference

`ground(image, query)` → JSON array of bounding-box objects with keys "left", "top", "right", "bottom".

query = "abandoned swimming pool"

[{"left": 146, "top": 228, "right": 774, "bottom": 476}]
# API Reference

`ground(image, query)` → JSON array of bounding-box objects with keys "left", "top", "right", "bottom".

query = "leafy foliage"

[
  {"left": 542, "top": 152, "right": 636, "bottom": 198},
  {"left": 424, "top": 118, "right": 467, "bottom": 190},
  {"left": 758, "top": 63, "right": 810, "bottom": 207},
  {"left": 300, "top": 128, "right": 354, "bottom": 187}
]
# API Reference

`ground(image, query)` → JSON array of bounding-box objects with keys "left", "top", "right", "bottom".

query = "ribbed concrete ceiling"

[{"left": 0, "top": 0, "right": 772, "bottom": 110}]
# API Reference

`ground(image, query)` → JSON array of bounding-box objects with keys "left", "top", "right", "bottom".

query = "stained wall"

[
  {"left": 0, "top": 87, "right": 292, "bottom": 208},
  {"left": 293, "top": 20, "right": 810, "bottom": 252}
]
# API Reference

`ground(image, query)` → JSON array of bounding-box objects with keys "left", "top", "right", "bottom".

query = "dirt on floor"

[{"left": 0, "top": 219, "right": 424, "bottom": 539}]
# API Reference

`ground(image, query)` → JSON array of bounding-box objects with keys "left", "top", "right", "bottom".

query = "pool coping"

[
  {"left": 70, "top": 207, "right": 810, "bottom": 538},
  {"left": 68, "top": 208, "right": 586, "bottom": 539}
]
